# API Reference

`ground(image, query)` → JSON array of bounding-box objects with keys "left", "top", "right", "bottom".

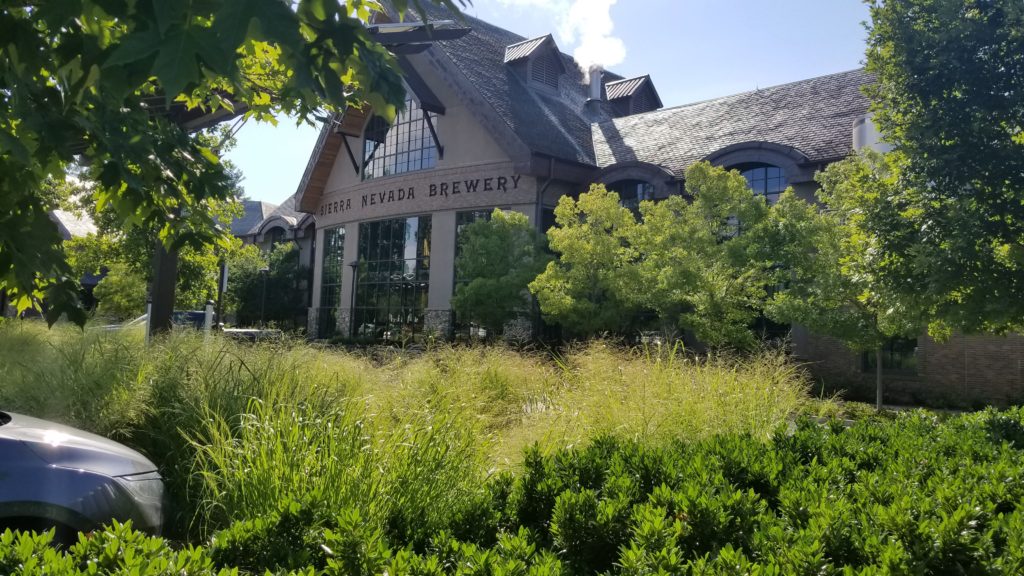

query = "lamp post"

[
  {"left": 348, "top": 260, "right": 359, "bottom": 337},
  {"left": 259, "top": 266, "right": 270, "bottom": 327}
]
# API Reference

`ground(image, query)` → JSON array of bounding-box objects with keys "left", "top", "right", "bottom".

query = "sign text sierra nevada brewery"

[{"left": 319, "top": 173, "right": 523, "bottom": 216}]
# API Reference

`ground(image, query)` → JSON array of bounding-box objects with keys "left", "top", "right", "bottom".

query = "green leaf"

[
  {"left": 197, "top": 146, "right": 219, "bottom": 164},
  {"left": 104, "top": 27, "right": 163, "bottom": 68},
  {"left": 0, "top": 129, "right": 30, "bottom": 164},
  {"left": 192, "top": 27, "right": 234, "bottom": 76},
  {"left": 151, "top": 26, "right": 201, "bottom": 99},
  {"left": 298, "top": 0, "right": 335, "bottom": 23},
  {"left": 210, "top": 1, "right": 258, "bottom": 54},
  {"left": 153, "top": 0, "right": 187, "bottom": 36}
]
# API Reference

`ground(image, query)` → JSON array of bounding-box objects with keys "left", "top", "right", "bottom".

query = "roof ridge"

[
  {"left": 606, "top": 74, "right": 650, "bottom": 85},
  {"left": 505, "top": 33, "right": 552, "bottom": 49},
  {"left": 617, "top": 68, "right": 868, "bottom": 120}
]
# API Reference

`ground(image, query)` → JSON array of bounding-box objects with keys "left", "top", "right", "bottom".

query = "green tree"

[
  {"left": 864, "top": 0, "right": 1024, "bottom": 334},
  {"left": 92, "top": 262, "right": 148, "bottom": 321},
  {"left": 633, "top": 162, "right": 773, "bottom": 348},
  {"left": 0, "top": 0, "right": 464, "bottom": 325},
  {"left": 230, "top": 243, "right": 308, "bottom": 329},
  {"left": 224, "top": 243, "right": 267, "bottom": 320},
  {"left": 762, "top": 152, "right": 923, "bottom": 409},
  {"left": 66, "top": 130, "right": 246, "bottom": 312},
  {"left": 452, "top": 209, "right": 551, "bottom": 337},
  {"left": 530, "top": 184, "right": 641, "bottom": 337}
]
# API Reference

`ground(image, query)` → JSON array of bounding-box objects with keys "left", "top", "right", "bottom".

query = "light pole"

[
  {"left": 259, "top": 266, "right": 270, "bottom": 327},
  {"left": 348, "top": 260, "right": 359, "bottom": 337}
]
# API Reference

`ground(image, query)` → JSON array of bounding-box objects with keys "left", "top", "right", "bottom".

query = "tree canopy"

[
  {"left": 761, "top": 152, "right": 925, "bottom": 408},
  {"left": 530, "top": 184, "right": 641, "bottom": 337},
  {"left": 452, "top": 209, "right": 550, "bottom": 337},
  {"left": 229, "top": 242, "right": 308, "bottom": 329},
  {"left": 864, "top": 0, "right": 1024, "bottom": 334},
  {"left": 532, "top": 164, "right": 800, "bottom": 347},
  {"left": 66, "top": 127, "right": 246, "bottom": 313},
  {"left": 633, "top": 162, "right": 773, "bottom": 348},
  {"left": 0, "top": 0, "right": 464, "bottom": 325}
]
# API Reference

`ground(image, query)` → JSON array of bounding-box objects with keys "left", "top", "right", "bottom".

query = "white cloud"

[
  {"left": 494, "top": 0, "right": 626, "bottom": 76},
  {"left": 560, "top": 0, "right": 626, "bottom": 74}
]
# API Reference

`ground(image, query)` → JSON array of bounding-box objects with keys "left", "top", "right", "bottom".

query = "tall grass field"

[
  {"left": 3, "top": 320, "right": 1023, "bottom": 574},
  {"left": 0, "top": 321, "right": 807, "bottom": 539}
]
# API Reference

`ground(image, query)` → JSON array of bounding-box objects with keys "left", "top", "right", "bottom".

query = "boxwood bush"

[{"left": 6, "top": 408, "right": 1024, "bottom": 575}]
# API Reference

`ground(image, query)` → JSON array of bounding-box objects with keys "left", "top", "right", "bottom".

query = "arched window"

[
  {"left": 608, "top": 179, "right": 655, "bottom": 214},
  {"left": 737, "top": 164, "right": 785, "bottom": 204},
  {"left": 267, "top": 227, "right": 286, "bottom": 250},
  {"left": 362, "top": 95, "right": 437, "bottom": 180}
]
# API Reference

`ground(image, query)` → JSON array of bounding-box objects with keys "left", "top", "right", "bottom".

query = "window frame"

[
  {"left": 737, "top": 163, "right": 786, "bottom": 204},
  {"left": 317, "top": 226, "right": 345, "bottom": 338},
  {"left": 361, "top": 95, "right": 438, "bottom": 181},
  {"left": 352, "top": 215, "right": 432, "bottom": 341}
]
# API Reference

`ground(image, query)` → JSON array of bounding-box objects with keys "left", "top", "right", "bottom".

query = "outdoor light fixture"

[{"left": 259, "top": 267, "right": 270, "bottom": 327}]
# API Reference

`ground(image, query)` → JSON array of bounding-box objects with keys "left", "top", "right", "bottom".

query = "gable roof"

[
  {"left": 256, "top": 194, "right": 302, "bottom": 233},
  {"left": 420, "top": 5, "right": 598, "bottom": 165},
  {"left": 605, "top": 76, "right": 647, "bottom": 100},
  {"left": 231, "top": 200, "right": 278, "bottom": 236},
  {"left": 295, "top": 8, "right": 873, "bottom": 214},
  {"left": 592, "top": 69, "right": 872, "bottom": 177},
  {"left": 503, "top": 35, "right": 551, "bottom": 63}
]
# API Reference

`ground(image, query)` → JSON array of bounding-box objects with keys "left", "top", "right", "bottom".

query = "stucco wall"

[{"left": 319, "top": 51, "right": 510, "bottom": 205}]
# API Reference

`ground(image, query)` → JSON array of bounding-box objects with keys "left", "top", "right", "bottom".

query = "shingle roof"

[
  {"left": 592, "top": 69, "right": 872, "bottom": 177},
  {"left": 422, "top": 5, "right": 598, "bottom": 164},
  {"left": 231, "top": 200, "right": 277, "bottom": 236},
  {"left": 49, "top": 209, "right": 96, "bottom": 240},
  {"left": 503, "top": 35, "right": 550, "bottom": 63},
  {"left": 257, "top": 194, "right": 302, "bottom": 232}
]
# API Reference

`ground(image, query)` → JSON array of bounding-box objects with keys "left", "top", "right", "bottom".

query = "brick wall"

[{"left": 794, "top": 327, "right": 1024, "bottom": 407}]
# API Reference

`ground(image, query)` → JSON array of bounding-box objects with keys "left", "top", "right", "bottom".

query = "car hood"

[{"left": 0, "top": 412, "right": 157, "bottom": 477}]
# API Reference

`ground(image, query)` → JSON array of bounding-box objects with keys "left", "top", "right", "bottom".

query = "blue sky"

[{"left": 225, "top": 0, "right": 870, "bottom": 205}]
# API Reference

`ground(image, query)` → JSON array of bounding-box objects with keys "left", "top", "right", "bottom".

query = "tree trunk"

[
  {"left": 149, "top": 240, "right": 178, "bottom": 336},
  {"left": 875, "top": 346, "right": 884, "bottom": 411}
]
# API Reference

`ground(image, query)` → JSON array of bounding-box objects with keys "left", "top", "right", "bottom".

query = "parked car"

[
  {"left": 171, "top": 310, "right": 211, "bottom": 330},
  {"left": 0, "top": 411, "right": 164, "bottom": 544}
]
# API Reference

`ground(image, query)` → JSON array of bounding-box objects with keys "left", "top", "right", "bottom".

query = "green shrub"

[
  {"left": 5, "top": 408, "right": 1024, "bottom": 575},
  {"left": 209, "top": 499, "right": 337, "bottom": 572},
  {"left": 6, "top": 322, "right": 1024, "bottom": 574},
  {"left": 1, "top": 521, "right": 236, "bottom": 576},
  {"left": 550, "top": 488, "right": 632, "bottom": 574}
]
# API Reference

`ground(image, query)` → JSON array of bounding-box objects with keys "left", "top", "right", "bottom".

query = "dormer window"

[
  {"left": 504, "top": 35, "right": 566, "bottom": 92},
  {"left": 362, "top": 95, "right": 438, "bottom": 180},
  {"left": 606, "top": 76, "right": 663, "bottom": 117},
  {"left": 530, "top": 50, "right": 561, "bottom": 89}
]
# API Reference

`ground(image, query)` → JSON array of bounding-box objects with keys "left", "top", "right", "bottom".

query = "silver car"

[{"left": 0, "top": 411, "right": 163, "bottom": 544}]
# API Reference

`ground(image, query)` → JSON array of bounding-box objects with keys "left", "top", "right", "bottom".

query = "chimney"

[
  {"left": 587, "top": 65, "right": 603, "bottom": 102},
  {"left": 583, "top": 64, "right": 609, "bottom": 122}
]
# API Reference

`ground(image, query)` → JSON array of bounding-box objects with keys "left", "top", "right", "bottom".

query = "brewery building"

[{"left": 243, "top": 7, "right": 1024, "bottom": 406}]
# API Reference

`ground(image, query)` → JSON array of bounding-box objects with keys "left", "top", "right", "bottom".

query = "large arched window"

[
  {"left": 737, "top": 163, "right": 785, "bottom": 204},
  {"left": 608, "top": 179, "right": 655, "bottom": 214},
  {"left": 362, "top": 96, "right": 438, "bottom": 180}
]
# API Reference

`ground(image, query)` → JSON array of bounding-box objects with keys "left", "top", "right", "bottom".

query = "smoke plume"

[
  {"left": 496, "top": 0, "right": 627, "bottom": 80},
  {"left": 560, "top": 0, "right": 626, "bottom": 80}
]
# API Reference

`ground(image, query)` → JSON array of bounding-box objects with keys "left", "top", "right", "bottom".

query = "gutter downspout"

[
  {"left": 532, "top": 157, "right": 555, "bottom": 340},
  {"left": 535, "top": 156, "right": 555, "bottom": 232}
]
